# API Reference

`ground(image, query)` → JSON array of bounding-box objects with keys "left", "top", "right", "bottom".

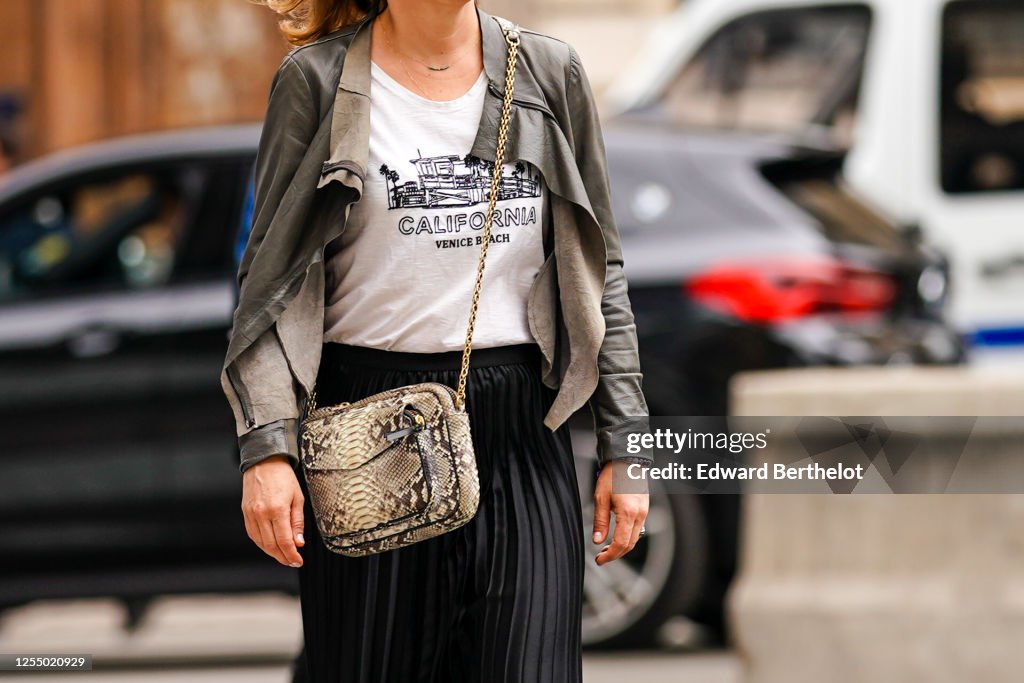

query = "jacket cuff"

[
  {"left": 238, "top": 418, "right": 299, "bottom": 473},
  {"left": 595, "top": 414, "right": 654, "bottom": 467}
]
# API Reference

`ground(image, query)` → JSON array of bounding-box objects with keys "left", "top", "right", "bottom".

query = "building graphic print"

[{"left": 379, "top": 152, "right": 541, "bottom": 210}]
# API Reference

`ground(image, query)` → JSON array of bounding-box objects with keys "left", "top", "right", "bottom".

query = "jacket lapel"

[
  {"left": 321, "top": 15, "right": 372, "bottom": 195},
  {"left": 471, "top": 9, "right": 607, "bottom": 417}
]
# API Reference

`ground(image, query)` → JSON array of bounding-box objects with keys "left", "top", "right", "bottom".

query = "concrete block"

[{"left": 727, "top": 366, "right": 1024, "bottom": 683}]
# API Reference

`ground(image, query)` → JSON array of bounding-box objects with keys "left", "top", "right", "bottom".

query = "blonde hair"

[{"left": 259, "top": 0, "right": 384, "bottom": 46}]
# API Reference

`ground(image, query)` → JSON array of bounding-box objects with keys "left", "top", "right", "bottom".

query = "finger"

[
  {"left": 257, "top": 515, "right": 286, "bottom": 565},
  {"left": 272, "top": 510, "right": 303, "bottom": 567},
  {"left": 611, "top": 507, "right": 637, "bottom": 556},
  {"left": 633, "top": 504, "right": 651, "bottom": 551},
  {"left": 597, "top": 509, "right": 638, "bottom": 565},
  {"left": 592, "top": 491, "right": 611, "bottom": 544},
  {"left": 291, "top": 491, "right": 306, "bottom": 548},
  {"left": 627, "top": 513, "right": 643, "bottom": 553}
]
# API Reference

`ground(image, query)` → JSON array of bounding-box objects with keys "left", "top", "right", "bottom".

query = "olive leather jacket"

[{"left": 222, "top": 8, "right": 650, "bottom": 472}]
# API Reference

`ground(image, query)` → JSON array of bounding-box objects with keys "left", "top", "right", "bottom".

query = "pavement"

[
  {"left": 0, "top": 595, "right": 741, "bottom": 682},
  {"left": 0, "top": 655, "right": 740, "bottom": 683}
]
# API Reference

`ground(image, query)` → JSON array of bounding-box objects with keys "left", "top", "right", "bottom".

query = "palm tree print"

[{"left": 379, "top": 164, "right": 392, "bottom": 208}]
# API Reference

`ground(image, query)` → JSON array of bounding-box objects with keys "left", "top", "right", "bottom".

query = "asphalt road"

[{"left": 0, "top": 595, "right": 740, "bottom": 682}]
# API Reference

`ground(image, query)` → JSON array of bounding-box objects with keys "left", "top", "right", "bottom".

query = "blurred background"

[{"left": 0, "top": 0, "right": 1022, "bottom": 681}]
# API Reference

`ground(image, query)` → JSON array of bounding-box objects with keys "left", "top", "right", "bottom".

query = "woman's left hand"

[{"left": 592, "top": 461, "right": 650, "bottom": 565}]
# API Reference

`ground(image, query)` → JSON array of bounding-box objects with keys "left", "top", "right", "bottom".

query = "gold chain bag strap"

[{"left": 297, "top": 19, "right": 521, "bottom": 558}]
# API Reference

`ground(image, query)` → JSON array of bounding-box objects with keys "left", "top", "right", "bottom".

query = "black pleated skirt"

[{"left": 292, "top": 342, "right": 584, "bottom": 683}]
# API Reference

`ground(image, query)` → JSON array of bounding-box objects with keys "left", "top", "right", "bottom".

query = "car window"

[
  {"left": 777, "top": 177, "right": 906, "bottom": 251},
  {"left": 653, "top": 5, "right": 872, "bottom": 147},
  {"left": 941, "top": 1, "right": 1024, "bottom": 194},
  {"left": 0, "top": 160, "right": 248, "bottom": 302},
  {"left": 172, "top": 160, "right": 252, "bottom": 281}
]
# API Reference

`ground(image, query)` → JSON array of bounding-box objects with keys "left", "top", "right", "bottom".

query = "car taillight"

[{"left": 684, "top": 256, "right": 897, "bottom": 324}]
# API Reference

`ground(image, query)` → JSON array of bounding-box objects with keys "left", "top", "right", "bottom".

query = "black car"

[
  {"left": 0, "top": 123, "right": 961, "bottom": 646},
  {"left": 0, "top": 126, "right": 296, "bottom": 623}
]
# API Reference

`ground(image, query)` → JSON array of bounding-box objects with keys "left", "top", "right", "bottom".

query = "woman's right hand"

[{"left": 241, "top": 455, "right": 306, "bottom": 567}]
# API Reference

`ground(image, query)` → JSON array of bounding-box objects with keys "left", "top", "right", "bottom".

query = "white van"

[{"left": 606, "top": 0, "right": 1024, "bottom": 360}]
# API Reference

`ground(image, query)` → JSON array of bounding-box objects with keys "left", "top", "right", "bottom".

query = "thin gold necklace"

[
  {"left": 384, "top": 30, "right": 435, "bottom": 100},
  {"left": 381, "top": 12, "right": 474, "bottom": 74}
]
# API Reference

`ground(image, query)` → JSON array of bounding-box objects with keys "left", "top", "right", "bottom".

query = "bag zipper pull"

[{"left": 384, "top": 412, "right": 426, "bottom": 442}]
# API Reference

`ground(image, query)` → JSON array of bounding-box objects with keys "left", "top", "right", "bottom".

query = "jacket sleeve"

[
  {"left": 565, "top": 46, "right": 653, "bottom": 466},
  {"left": 223, "top": 53, "right": 319, "bottom": 473}
]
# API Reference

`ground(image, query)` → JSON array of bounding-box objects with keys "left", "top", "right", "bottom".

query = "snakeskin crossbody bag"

[{"left": 297, "top": 20, "right": 521, "bottom": 558}]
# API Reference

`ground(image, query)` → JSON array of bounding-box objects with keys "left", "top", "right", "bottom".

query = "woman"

[{"left": 224, "top": 0, "right": 653, "bottom": 680}]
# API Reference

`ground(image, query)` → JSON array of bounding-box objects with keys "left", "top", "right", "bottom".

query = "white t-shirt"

[{"left": 322, "top": 62, "right": 548, "bottom": 353}]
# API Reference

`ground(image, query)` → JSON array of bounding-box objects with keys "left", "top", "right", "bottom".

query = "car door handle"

[
  {"left": 980, "top": 254, "right": 1024, "bottom": 279},
  {"left": 66, "top": 327, "right": 122, "bottom": 358}
]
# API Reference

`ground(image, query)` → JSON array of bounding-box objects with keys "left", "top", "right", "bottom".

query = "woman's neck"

[{"left": 380, "top": 0, "right": 480, "bottom": 64}]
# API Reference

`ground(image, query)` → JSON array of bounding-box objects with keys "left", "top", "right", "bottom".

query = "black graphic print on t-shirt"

[{"left": 379, "top": 153, "right": 541, "bottom": 210}]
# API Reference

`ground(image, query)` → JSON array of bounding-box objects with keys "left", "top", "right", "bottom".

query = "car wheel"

[{"left": 572, "top": 427, "right": 709, "bottom": 649}]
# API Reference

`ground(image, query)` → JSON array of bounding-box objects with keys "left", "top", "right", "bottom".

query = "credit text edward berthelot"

[{"left": 623, "top": 428, "right": 865, "bottom": 482}]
